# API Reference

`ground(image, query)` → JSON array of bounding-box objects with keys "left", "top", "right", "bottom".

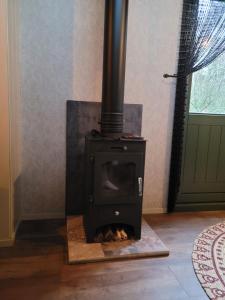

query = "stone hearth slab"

[{"left": 67, "top": 216, "right": 169, "bottom": 264}]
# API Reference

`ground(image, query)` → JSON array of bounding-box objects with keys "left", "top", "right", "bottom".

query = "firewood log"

[
  {"left": 120, "top": 229, "right": 128, "bottom": 240},
  {"left": 115, "top": 229, "right": 122, "bottom": 241},
  {"left": 94, "top": 232, "right": 104, "bottom": 243},
  {"left": 104, "top": 228, "right": 114, "bottom": 241}
]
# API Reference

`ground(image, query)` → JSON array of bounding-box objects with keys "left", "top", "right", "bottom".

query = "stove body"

[{"left": 84, "top": 135, "right": 146, "bottom": 242}]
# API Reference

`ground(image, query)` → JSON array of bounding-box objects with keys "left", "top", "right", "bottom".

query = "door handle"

[{"left": 138, "top": 177, "right": 143, "bottom": 197}]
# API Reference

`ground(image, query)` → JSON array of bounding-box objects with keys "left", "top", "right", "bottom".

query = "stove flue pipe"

[{"left": 100, "top": 0, "right": 129, "bottom": 135}]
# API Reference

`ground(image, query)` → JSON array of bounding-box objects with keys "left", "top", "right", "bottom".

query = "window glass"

[{"left": 189, "top": 51, "right": 225, "bottom": 114}]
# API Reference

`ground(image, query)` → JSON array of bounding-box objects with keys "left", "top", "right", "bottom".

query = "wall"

[
  {"left": 125, "top": 0, "right": 182, "bottom": 212},
  {"left": 19, "top": 0, "right": 182, "bottom": 219}
]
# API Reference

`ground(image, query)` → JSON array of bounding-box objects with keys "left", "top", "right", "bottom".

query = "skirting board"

[
  {"left": 0, "top": 232, "right": 15, "bottom": 247},
  {"left": 0, "top": 220, "right": 22, "bottom": 248}
]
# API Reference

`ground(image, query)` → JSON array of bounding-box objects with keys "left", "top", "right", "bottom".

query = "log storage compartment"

[{"left": 84, "top": 135, "right": 146, "bottom": 242}]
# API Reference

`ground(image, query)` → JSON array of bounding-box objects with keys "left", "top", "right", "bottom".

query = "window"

[{"left": 189, "top": 51, "right": 225, "bottom": 114}]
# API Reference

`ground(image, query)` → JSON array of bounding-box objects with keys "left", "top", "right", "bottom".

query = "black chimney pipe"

[{"left": 100, "top": 0, "right": 129, "bottom": 135}]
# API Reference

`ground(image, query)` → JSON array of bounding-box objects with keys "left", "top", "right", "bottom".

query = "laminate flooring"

[{"left": 1, "top": 211, "right": 225, "bottom": 300}]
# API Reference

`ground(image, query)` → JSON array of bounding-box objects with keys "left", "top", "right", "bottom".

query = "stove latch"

[{"left": 138, "top": 177, "right": 143, "bottom": 197}]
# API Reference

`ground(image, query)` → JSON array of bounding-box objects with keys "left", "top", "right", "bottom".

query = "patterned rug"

[{"left": 192, "top": 222, "right": 225, "bottom": 299}]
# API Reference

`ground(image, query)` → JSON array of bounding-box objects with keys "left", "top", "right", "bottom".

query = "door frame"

[
  {"left": 168, "top": 0, "right": 225, "bottom": 211},
  {"left": 0, "top": 0, "right": 21, "bottom": 246},
  {"left": 0, "top": 0, "right": 14, "bottom": 246},
  {"left": 167, "top": 0, "right": 195, "bottom": 212}
]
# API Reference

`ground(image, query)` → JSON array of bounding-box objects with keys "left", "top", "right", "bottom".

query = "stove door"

[{"left": 94, "top": 152, "right": 144, "bottom": 205}]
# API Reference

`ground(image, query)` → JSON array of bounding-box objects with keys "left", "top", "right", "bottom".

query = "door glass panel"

[
  {"left": 189, "top": 51, "right": 225, "bottom": 114},
  {"left": 101, "top": 160, "right": 136, "bottom": 199}
]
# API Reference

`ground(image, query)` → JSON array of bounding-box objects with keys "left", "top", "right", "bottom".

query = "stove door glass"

[{"left": 94, "top": 152, "right": 144, "bottom": 205}]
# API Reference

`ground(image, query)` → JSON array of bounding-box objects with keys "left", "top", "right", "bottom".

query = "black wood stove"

[{"left": 83, "top": 0, "right": 146, "bottom": 242}]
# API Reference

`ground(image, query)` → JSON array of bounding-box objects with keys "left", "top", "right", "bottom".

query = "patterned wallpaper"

[{"left": 19, "top": 0, "right": 182, "bottom": 219}]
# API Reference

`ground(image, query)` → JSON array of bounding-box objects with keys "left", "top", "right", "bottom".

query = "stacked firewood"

[{"left": 94, "top": 226, "right": 130, "bottom": 243}]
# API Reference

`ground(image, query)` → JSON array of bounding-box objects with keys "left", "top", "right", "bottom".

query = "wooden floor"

[{"left": 0, "top": 212, "right": 225, "bottom": 300}]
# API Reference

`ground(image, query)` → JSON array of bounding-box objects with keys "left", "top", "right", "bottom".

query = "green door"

[{"left": 176, "top": 52, "right": 225, "bottom": 211}]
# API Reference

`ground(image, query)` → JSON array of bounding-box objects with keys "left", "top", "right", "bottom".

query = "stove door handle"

[{"left": 138, "top": 177, "right": 143, "bottom": 197}]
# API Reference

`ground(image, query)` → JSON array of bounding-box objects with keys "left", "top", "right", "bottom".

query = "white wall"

[
  {"left": 125, "top": 0, "right": 182, "bottom": 213},
  {"left": 19, "top": 0, "right": 182, "bottom": 219}
]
